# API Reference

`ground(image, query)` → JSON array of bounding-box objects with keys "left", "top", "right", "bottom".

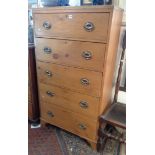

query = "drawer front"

[
  {"left": 41, "top": 103, "right": 98, "bottom": 141},
  {"left": 39, "top": 83, "right": 99, "bottom": 118},
  {"left": 37, "top": 62, "right": 102, "bottom": 97},
  {"left": 34, "top": 13, "right": 110, "bottom": 42},
  {"left": 35, "top": 38, "right": 106, "bottom": 71}
]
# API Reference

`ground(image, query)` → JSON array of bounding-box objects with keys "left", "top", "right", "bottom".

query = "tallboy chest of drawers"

[{"left": 33, "top": 5, "right": 123, "bottom": 149}]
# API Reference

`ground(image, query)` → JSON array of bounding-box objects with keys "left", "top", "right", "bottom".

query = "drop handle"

[
  {"left": 84, "top": 22, "right": 95, "bottom": 32},
  {"left": 43, "top": 47, "right": 52, "bottom": 54},
  {"left": 80, "top": 101, "right": 88, "bottom": 109},
  {"left": 46, "top": 91, "right": 55, "bottom": 97},
  {"left": 82, "top": 51, "right": 92, "bottom": 60},
  {"left": 80, "top": 78, "right": 90, "bottom": 85},
  {"left": 45, "top": 70, "right": 52, "bottom": 77},
  {"left": 78, "top": 123, "right": 87, "bottom": 130},
  {"left": 43, "top": 21, "right": 51, "bottom": 30},
  {"left": 47, "top": 111, "right": 54, "bottom": 117}
]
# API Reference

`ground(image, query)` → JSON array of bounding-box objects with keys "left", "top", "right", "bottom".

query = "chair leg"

[{"left": 97, "top": 136, "right": 108, "bottom": 152}]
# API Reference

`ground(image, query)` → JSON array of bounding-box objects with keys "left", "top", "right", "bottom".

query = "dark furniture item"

[
  {"left": 98, "top": 102, "right": 126, "bottom": 152},
  {"left": 113, "top": 30, "right": 126, "bottom": 103},
  {"left": 28, "top": 9, "right": 34, "bottom": 43},
  {"left": 120, "top": 77, "right": 126, "bottom": 91},
  {"left": 100, "top": 103, "right": 126, "bottom": 129},
  {"left": 97, "top": 30, "right": 126, "bottom": 152},
  {"left": 119, "top": 31, "right": 126, "bottom": 92},
  {"left": 28, "top": 43, "right": 40, "bottom": 124}
]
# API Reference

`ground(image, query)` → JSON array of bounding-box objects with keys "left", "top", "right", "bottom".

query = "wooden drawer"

[
  {"left": 39, "top": 83, "right": 100, "bottom": 118},
  {"left": 37, "top": 62, "right": 102, "bottom": 97},
  {"left": 35, "top": 38, "right": 106, "bottom": 72},
  {"left": 34, "top": 13, "right": 110, "bottom": 43},
  {"left": 41, "top": 103, "right": 98, "bottom": 141}
]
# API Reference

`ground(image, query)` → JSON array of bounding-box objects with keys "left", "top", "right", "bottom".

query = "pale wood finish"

[
  {"left": 99, "top": 9, "right": 123, "bottom": 115},
  {"left": 34, "top": 13, "right": 110, "bottom": 43},
  {"left": 38, "top": 83, "right": 100, "bottom": 119},
  {"left": 33, "top": 6, "right": 123, "bottom": 149},
  {"left": 35, "top": 38, "right": 106, "bottom": 71},
  {"left": 40, "top": 103, "right": 98, "bottom": 141},
  {"left": 36, "top": 61, "right": 103, "bottom": 97}
]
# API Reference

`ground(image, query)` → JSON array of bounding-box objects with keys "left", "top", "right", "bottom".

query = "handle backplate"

[
  {"left": 45, "top": 70, "right": 52, "bottom": 77},
  {"left": 80, "top": 101, "right": 88, "bottom": 109},
  {"left": 84, "top": 22, "right": 95, "bottom": 32},
  {"left": 82, "top": 51, "right": 92, "bottom": 60},
  {"left": 47, "top": 111, "right": 54, "bottom": 117},
  {"left": 80, "top": 78, "right": 89, "bottom": 85},
  {"left": 43, "top": 47, "right": 52, "bottom": 54},
  {"left": 43, "top": 21, "right": 51, "bottom": 30},
  {"left": 78, "top": 123, "right": 87, "bottom": 130},
  {"left": 46, "top": 91, "right": 55, "bottom": 97}
]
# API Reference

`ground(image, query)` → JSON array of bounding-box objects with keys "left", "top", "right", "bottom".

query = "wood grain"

[
  {"left": 40, "top": 103, "right": 98, "bottom": 141},
  {"left": 38, "top": 83, "right": 100, "bottom": 119},
  {"left": 36, "top": 61, "right": 103, "bottom": 97},
  {"left": 34, "top": 13, "right": 110, "bottom": 43},
  {"left": 33, "top": 6, "right": 123, "bottom": 149},
  {"left": 35, "top": 38, "right": 106, "bottom": 71},
  {"left": 99, "top": 9, "right": 123, "bottom": 115}
]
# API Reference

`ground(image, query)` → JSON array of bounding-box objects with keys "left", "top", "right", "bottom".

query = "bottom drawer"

[{"left": 41, "top": 103, "right": 98, "bottom": 141}]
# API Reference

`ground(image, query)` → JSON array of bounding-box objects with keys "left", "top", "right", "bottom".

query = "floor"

[{"left": 29, "top": 123, "right": 123, "bottom": 155}]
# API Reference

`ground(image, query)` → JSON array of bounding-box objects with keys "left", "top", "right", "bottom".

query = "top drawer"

[{"left": 33, "top": 13, "right": 110, "bottom": 43}]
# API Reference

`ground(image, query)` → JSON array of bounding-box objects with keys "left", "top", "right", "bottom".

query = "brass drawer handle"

[
  {"left": 45, "top": 70, "right": 52, "bottom": 77},
  {"left": 46, "top": 91, "right": 55, "bottom": 97},
  {"left": 82, "top": 51, "right": 92, "bottom": 60},
  {"left": 80, "top": 101, "right": 88, "bottom": 109},
  {"left": 43, "top": 21, "right": 51, "bottom": 30},
  {"left": 47, "top": 111, "right": 54, "bottom": 117},
  {"left": 79, "top": 123, "right": 87, "bottom": 130},
  {"left": 43, "top": 47, "right": 52, "bottom": 54},
  {"left": 80, "top": 78, "right": 89, "bottom": 85},
  {"left": 84, "top": 22, "right": 95, "bottom": 32}
]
